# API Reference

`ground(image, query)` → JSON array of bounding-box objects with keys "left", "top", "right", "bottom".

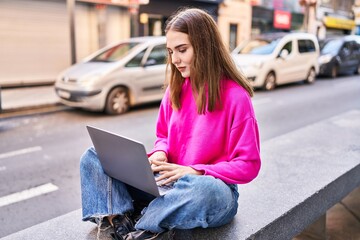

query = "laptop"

[{"left": 86, "top": 125, "right": 172, "bottom": 197}]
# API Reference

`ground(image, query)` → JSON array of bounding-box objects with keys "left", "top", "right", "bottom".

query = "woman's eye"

[{"left": 179, "top": 49, "right": 186, "bottom": 53}]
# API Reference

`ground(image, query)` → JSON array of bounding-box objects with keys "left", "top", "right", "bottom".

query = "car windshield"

[
  {"left": 237, "top": 39, "right": 280, "bottom": 55},
  {"left": 321, "top": 39, "right": 342, "bottom": 55},
  {"left": 89, "top": 42, "right": 139, "bottom": 62}
]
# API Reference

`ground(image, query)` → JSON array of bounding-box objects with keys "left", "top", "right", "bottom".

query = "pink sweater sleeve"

[
  {"left": 147, "top": 89, "right": 171, "bottom": 157},
  {"left": 191, "top": 117, "right": 261, "bottom": 184}
]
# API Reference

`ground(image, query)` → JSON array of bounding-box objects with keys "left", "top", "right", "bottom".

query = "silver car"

[{"left": 55, "top": 36, "right": 167, "bottom": 114}]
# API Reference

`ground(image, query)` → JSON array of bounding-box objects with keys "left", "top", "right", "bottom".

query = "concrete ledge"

[
  {"left": 3, "top": 110, "right": 360, "bottom": 240},
  {"left": 0, "top": 104, "right": 69, "bottom": 120}
]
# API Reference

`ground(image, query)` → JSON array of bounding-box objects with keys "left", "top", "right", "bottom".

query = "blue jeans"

[{"left": 80, "top": 147, "right": 239, "bottom": 233}]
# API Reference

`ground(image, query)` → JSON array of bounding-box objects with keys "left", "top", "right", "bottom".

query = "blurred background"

[{"left": 0, "top": 0, "right": 359, "bottom": 87}]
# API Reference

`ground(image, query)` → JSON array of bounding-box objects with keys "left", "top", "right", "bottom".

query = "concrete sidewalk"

[
  {"left": 0, "top": 85, "right": 59, "bottom": 112},
  {"left": 0, "top": 85, "right": 67, "bottom": 119}
]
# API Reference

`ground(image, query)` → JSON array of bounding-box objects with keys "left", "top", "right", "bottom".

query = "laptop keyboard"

[{"left": 154, "top": 173, "right": 174, "bottom": 191}]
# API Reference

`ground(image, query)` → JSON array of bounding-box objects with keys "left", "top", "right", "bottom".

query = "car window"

[
  {"left": 145, "top": 44, "right": 167, "bottom": 65},
  {"left": 125, "top": 49, "right": 146, "bottom": 67},
  {"left": 281, "top": 41, "right": 293, "bottom": 54},
  {"left": 90, "top": 42, "right": 138, "bottom": 62},
  {"left": 237, "top": 39, "right": 280, "bottom": 55},
  {"left": 321, "top": 39, "right": 342, "bottom": 55},
  {"left": 298, "top": 39, "right": 316, "bottom": 53}
]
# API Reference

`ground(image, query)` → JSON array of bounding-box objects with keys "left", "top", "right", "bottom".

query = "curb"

[{"left": 0, "top": 103, "right": 69, "bottom": 120}]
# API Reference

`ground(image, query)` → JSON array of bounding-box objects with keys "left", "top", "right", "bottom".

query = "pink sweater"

[{"left": 149, "top": 78, "right": 261, "bottom": 184}]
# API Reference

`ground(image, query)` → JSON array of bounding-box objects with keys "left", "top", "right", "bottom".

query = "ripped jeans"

[{"left": 80, "top": 147, "right": 239, "bottom": 233}]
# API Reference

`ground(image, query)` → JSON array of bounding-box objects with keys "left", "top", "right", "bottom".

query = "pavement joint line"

[
  {"left": 0, "top": 146, "right": 42, "bottom": 160},
  {"left": 0, "top": 183, "right": 59, "bottom": 208}
]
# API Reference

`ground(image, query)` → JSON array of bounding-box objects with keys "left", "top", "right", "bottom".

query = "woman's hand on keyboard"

[{"left": 151, "top": 160, "right": 203, "bottom": 185}]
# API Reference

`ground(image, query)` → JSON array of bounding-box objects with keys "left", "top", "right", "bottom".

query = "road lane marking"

[
  {"left": 0, "top": 183, "right": 58, "bottom": 207},
  {"left": 0, "top": 146, "right": 42, "bottom": 160}
]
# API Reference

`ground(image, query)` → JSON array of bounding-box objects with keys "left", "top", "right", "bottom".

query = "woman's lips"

[{"left": 177, "top": 67, "right": 186, "bottom": 72}]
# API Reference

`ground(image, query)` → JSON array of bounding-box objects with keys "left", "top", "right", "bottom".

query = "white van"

[{"left": 231, "top": 32, "right": 320, "bottom": 90}]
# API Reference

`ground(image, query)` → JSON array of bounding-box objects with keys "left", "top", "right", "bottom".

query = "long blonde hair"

[{"left": 165, "top": 8, "right": 253, "bottom": 114}]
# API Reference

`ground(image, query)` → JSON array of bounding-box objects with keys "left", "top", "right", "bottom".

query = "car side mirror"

[
  {"left": 279, "top": 49, "right": 289, "bottom": 59},
  {"left": 143, "top": 59, "right": 157, "bottom": 67}
]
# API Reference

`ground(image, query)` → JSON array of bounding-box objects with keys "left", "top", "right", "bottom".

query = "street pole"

[
  {"left": 129, "top": 0, "right": 139, "bottom": 37},
  {"left": 67, "top": 0, "right": 77, "bottom": 65}
]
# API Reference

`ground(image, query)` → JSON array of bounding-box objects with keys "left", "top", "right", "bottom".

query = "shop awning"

[{"left": 324, "top": 16, "right": 356, "bottom": 30}]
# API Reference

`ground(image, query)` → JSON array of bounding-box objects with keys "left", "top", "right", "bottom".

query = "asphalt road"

[{"left": 0, "top": 75, "right": 359, "bottom": 237}]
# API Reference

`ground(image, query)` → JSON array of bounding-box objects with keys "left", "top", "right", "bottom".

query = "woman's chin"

[{"left": 181, "top": 72, "right": 190, "bottom": 78}]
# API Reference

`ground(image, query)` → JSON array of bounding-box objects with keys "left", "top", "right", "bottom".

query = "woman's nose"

[{"left": 172, "top": 53, "right": 180, "bottom": 64}]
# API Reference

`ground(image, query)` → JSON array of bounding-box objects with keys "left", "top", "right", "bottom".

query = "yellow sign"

[{"left": 324, "top": 16, "right": 356, "bottom": 30}]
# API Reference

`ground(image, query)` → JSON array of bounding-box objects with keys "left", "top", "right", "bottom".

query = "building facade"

[
  {"left": 316, "top": 0, "right": 356, "bottom": 39},
  {"left": 138, "top": 0, "right": 251, "bottom": 51},
  {"left": 217, "top": 0, "right": 252, "bottom": 51},
  {"left": 1, "top": 0, "right": 357, "bottom": 87},
  {"left": 0, "top": 0, "right": 133, "bottom": 87},
  {"left": 249, "top": 0, "right": 304, "bottom": 36},
  {"left": 0, "top": 0, "right": 252, "bottom": 86}
]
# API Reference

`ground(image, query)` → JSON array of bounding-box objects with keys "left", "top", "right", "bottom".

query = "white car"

[
  {"left": 232, "top": 32, "right": 320, "bottom": 90},
  {"left": 55, "top": 36, "right": 167, "bottom": 114}
]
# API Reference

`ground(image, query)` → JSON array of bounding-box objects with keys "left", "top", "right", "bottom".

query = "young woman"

[{"left": 80, "top": 8, "right": 261, "bottom": 240}]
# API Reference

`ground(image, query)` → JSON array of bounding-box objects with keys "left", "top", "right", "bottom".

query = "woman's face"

[{"left": 166, "top": 30, "right": 194, "bottom": 78}]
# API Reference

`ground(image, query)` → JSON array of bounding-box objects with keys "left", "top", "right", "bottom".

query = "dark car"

[{"left": 318, "top": 35, "right": 360, "bottom": 78}]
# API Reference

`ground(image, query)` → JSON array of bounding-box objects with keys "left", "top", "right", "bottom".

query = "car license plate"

[{"left": 58, "top": 90, "right": 71, "bottom": 99}]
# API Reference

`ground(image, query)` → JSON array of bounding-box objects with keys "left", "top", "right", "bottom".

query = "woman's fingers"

[
  {"left": 155, "top": 170, "right": 179, "bottom": 185},
  {"left": 153, "top": 162, "right": 202, "bottom": 185},
  {"left": 160, "top": 174, "right": 179, "bottom": 185},
  {"left": 155, "top": 165, "right": 191, "bottom": 184},
  {"left": 151, "top": 160, "right": 174, "bottom": 169}
]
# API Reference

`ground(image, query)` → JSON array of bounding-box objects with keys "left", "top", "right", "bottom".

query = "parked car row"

[{"left": 55, "top": 33, "right": 360, "bottom": 115}]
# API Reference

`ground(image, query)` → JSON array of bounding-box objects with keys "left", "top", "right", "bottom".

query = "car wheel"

[
  {"left": 263, "top": 72, "right": 276, "bottom": 91},
  {"left": 330, "top": 65, "right": 338, "bottom": 78},
  {"left": 105, "top": 87, "right": 130, "bottom": 115},
  {"left": 305, "top": 68, "right": 316, "bottom": 84}
]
